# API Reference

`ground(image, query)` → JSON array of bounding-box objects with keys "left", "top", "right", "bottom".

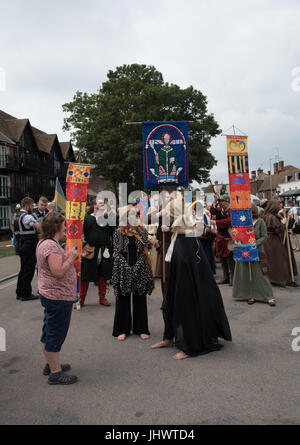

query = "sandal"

[
  {"left": 248, "top": 298, "right": 256, "bottom": 305},
  {"left": 268, "top": 300, "right": 276, "bottom": 306}
]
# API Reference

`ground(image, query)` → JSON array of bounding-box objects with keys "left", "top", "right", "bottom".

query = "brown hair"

[
  {"left": 251, "top": 203, "right": 259, "bottom": 220},
  {"left": 87, "top": 205, "right": 94, "bottom": 215},
  {"left": 21, "top": 197, "right": 34, "bottom": 208},
  {"left": 40, "top": 212, "right": 65, "bottom": 240},
  {"left": 38, "top": 196, "right": 48, "bottom": 203}
]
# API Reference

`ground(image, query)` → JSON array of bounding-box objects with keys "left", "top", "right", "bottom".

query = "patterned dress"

[{"left": 112, "top": 228, "right": 154, "bottom": 298}]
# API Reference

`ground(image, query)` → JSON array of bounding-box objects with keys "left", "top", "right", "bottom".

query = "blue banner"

[{"left": 142, "top": 121, "right": 189, "bottom": 188}]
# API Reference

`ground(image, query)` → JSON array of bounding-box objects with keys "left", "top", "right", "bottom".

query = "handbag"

[
  {"left": 82, "top": 243, "right": 95, "bottom": 260},
  {"left": 200, "top": 227, "right": 216, "bottom": 241},
  {"left": 227, "top": 227, "right": 234, "bottom": 252},
  {"left": 227, "top": 239, "right": 234, "bottom": 252}
]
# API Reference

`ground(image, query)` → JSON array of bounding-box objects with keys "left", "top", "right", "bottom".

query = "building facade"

[
  {"left": 0, "top": 110, "right": 76, "bottom": 238},
  {"left": 257, "top": 161, "right": 300, "bottom": 200},
  {"left": 277, "top": 171, "right": 300, "bottom": 205},
  {"left": 202, "top": 181, "right": 229, "bottom": 205}
]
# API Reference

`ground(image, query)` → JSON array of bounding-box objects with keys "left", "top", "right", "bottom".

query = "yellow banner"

[{"left": 227, "top": 136, "right": 248, "bottom": 155}]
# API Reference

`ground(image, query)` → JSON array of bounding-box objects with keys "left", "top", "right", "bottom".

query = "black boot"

[
  {"left": 217, "top": 259, "right": 229, "bottom": 284},
  {"left": 228, "top": 255, "right": 235, "bottom": 287}
]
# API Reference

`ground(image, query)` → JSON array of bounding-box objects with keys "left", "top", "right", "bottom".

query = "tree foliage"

[{"left": 63, "top": 64, "right": 221, "bottom": 193}]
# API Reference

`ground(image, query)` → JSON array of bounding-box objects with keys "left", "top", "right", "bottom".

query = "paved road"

[{"left": 0, "top": 255, "right": 300, "bottom": 425}]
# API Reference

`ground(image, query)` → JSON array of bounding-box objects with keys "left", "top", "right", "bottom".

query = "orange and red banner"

[{"left": 65, "top": 164, "right": 91, "bottom": 290}]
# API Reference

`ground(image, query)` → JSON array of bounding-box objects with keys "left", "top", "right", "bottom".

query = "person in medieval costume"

[
  {"left": 151, "top": 197, "right": 232, "bottom": 360},
  {"left": 211, "top": 195, "right": 235, "bottom": 286},
  {"left": 146, "top": 191, "right": 175, "bottom": 297},
  {"left": 263, "top": 200, "right": 298, "bottom": 288},
  {"left": 112, "top": 205, "right": 155, "bottom": 341},
  {"left": 232, "top": 204, "right": 276, "bottom": 306},
  {"left": 77, "top": 200, "right": 114, "bottom": 309},
  {"left": 199, "top": 204, "right": 216, "bottom": 274}
]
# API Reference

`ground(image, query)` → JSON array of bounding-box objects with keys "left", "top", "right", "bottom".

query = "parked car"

[{"left": 251, "top": 195, "right": 260, "bottom": 206}]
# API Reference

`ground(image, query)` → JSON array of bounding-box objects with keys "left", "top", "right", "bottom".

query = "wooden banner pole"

[
  {"left": 162, "top": 231, "right": 166, "bottom": 284},
  {"left": 285, "top": 217, "right": 295, "bottom": 283},
  {"left": 125, "top": 121, "right": 195, "bottom": 125}
]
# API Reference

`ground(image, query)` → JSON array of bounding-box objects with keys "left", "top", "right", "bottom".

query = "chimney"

[
  {"left": 274, "top": 163, "right": 278, "bottom": 175},
  {"left": 257, "top": 168, "right": 263, "bottom": 176},
  {"left": 278, "top": 161, "right": 284, "bottom": 172},
  {"left": 251, "top": 170, "right": 256, "bottom": 180}
]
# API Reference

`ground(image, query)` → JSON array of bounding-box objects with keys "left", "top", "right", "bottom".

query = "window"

[
  {"left": 0, "top": 145, "right": 8, "bottom": 168},
  {"left": 53, "top": 149, "right": 61, "bottom": 175},
  {"left": 16, "top": 175, "right": 33, "bottom": 187},
  {"left": 0, "top": 206, "right": 9, "bottom": 229},
  {"left": 19, "top": 133, "right": 25, "bottom": 147},
  {"left": 0, "top": 175, "right": 10, "bottom": 198},
  {"left": 15, "top": 175, "right": 34, "bottom": 194}
]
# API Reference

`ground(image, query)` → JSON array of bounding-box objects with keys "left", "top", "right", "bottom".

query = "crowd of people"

[{"left": 9, "top": 190, "right": 299, "bottom": 384}]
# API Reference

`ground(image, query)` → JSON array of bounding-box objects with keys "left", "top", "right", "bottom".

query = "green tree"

[{"left": 62, "top": 64, "right": 221, "bottom": 194}]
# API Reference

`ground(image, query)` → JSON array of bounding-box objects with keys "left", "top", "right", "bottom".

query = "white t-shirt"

[
  {"left": 291, "top": 206, "right": 298, "bottom": 223},
  {"left": 21, "top": 211, "right": 37, "bottom": 229}
]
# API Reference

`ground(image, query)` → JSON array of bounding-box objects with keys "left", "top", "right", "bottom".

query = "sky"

[{"left": 1, "top": 0, "right": 300, "bottom": 187}]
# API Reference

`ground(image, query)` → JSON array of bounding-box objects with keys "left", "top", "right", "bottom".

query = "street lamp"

[{"left": 269, "top": 157, "right": 274, "bottom": 199}]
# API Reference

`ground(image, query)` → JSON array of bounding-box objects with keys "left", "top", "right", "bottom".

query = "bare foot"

[
  {"left": 117, "top": 334, "right": 126, "bottom": 341},
  {"left": 151, "top": 339, "right": 173, "bottom": 349},
  {"left": 140, "top": 334, "right": 150, "bottom": 340},
  {"left": 172, "top": 351, "right": 189, "bottom": 360}
]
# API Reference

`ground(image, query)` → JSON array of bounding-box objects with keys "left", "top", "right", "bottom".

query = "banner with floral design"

[{"left": 227, "top": 136, "right": 259, "bottom": 262}]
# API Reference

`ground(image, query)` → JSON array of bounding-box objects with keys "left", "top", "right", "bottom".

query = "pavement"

[
  {"left": 0, "top": 252, "right": 300, "bottom": 425},
  {"left": 0, "top": 255, "right": 19, "bottom": 282}
]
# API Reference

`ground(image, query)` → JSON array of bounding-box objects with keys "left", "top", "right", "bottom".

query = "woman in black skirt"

[
  {"left": 152, "top": 198, "right": 232, "bottom": 359},
  {"left": 112, "top": 206, "right": 154, "bottom": 341}
]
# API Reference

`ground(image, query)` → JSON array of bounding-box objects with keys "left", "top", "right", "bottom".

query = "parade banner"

[
  {"left": 227, "top": 136, "right": 259, "bottom": 262},
  {"left": 142, "top": 121, "right": 189, "bottom": 188},
  {"left": 66, "top": 164, "right": 91, "bottom": 290}
]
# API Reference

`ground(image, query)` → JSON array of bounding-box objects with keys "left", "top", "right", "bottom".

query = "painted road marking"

[{"left": 0, "top": 279, "right": 17, "bottom": 291}]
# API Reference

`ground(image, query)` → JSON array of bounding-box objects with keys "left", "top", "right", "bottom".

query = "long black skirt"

[{"left": 163, "top": 234, "right": 232, "bottom": 356}]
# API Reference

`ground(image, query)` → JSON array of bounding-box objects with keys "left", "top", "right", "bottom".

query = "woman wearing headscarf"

[
  {"left": 263, "top": 200, "right": 298, "bottom": 288},
  {"left": 232, "top": 204, "right": 276, "bottom": 305},
  {"left": 112, "top": 205, "right": 154, "bottom": 341},
  {"left": 151, "top": 197, "right": 232, "bottom": 360}
]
